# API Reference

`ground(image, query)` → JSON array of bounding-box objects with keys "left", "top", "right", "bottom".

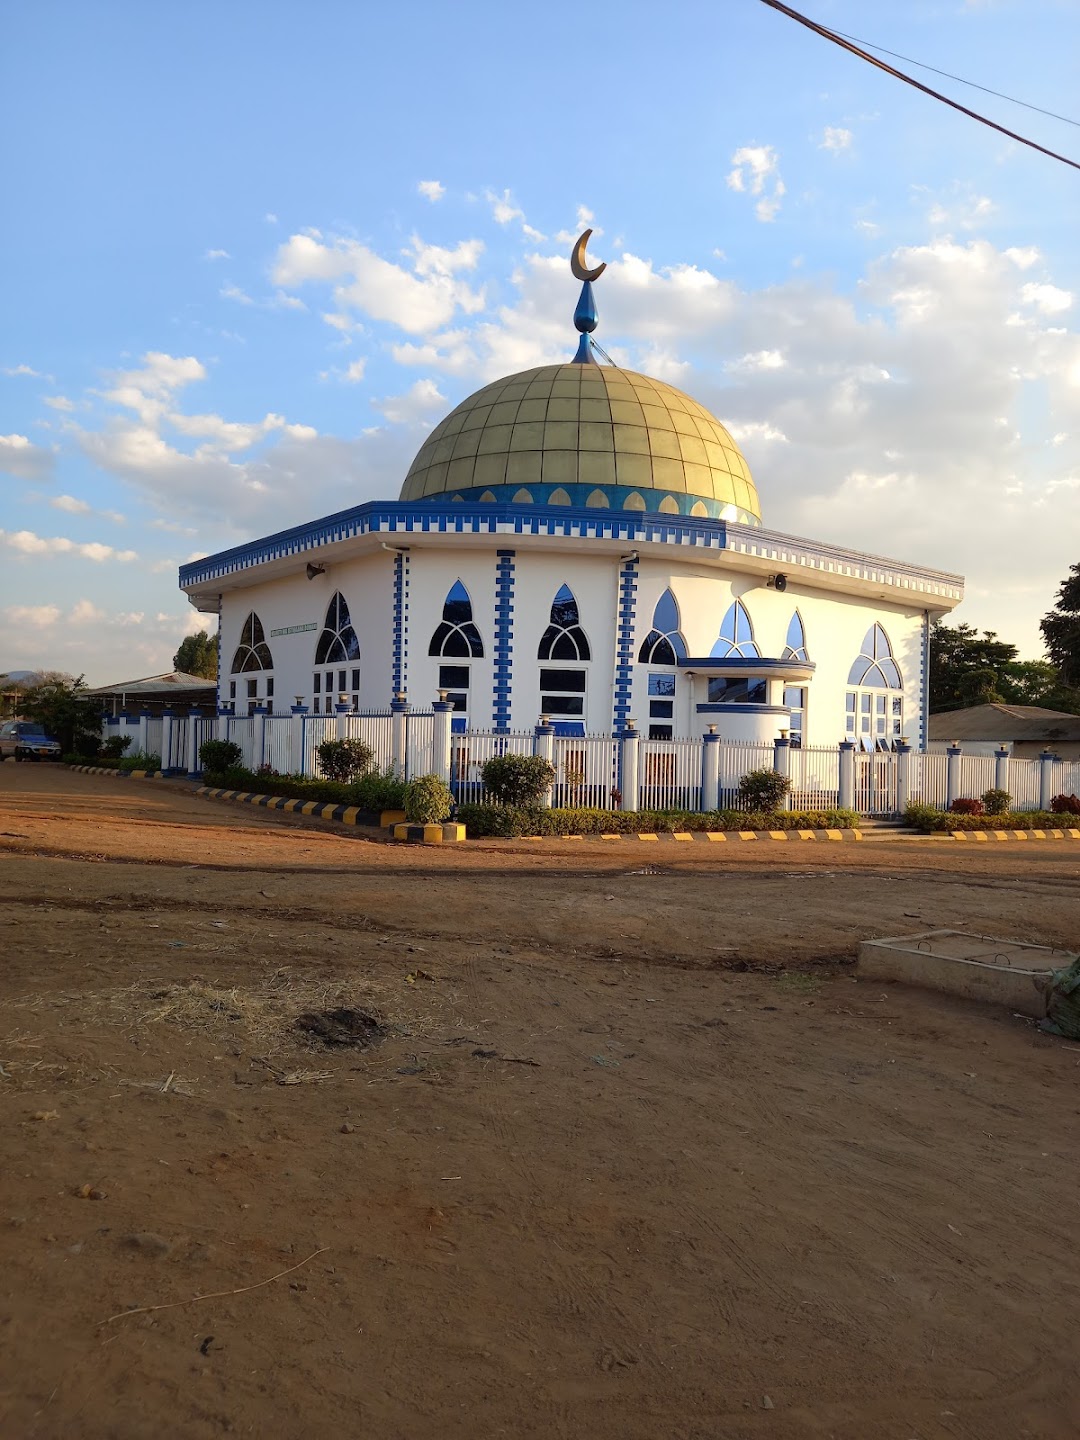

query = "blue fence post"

[
  {"left": 534, "top": 716, "right": 555, "bottom": 809},
  {"left": 432, "top": 696, "right": 454, "bottom": 786},
  {"left": 701, "top": 726, "right": 721, "bottom": 813},
  {"left": 994, "top": 745, "right": 1010, "bottom": 795},
  {"left": 619, "top": 721, "right": 640, "bottom": 813},
  {"left": 838, "top": 741, "right": 855, "bottom": 813},
  {"left": 773, "top": 733, "right": 791, "bottom": 810},
  {"left": 945, "top": 743, "right": 961, "bottom": 810},
  {"left": 1039, "top": 748, "right": 1055, "bottom": 812}
]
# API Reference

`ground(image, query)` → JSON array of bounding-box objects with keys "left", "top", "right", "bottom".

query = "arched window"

[
  {"left": 638, "top": 588, "right": 688, "bottom": 667},
  {"left": 539, "top": 585, "right": 590, "bottom": 730},
  {"left": 230, "top": 612, "right": 274, "bottom": 715},
  {"left": 429, "top": 581, "right": 484, "bottom": 725},
  {"left": 539, "top": 585, "right": 591, "bottom": 661},
  {"left": 782, "top": 611, "right": 808, "bottom": 662},
  {"left": 848, "top": 624, "right": 901, "bottom": 688},
  {"left": 312, "top": 593, "right": 361, "bottom": 714},
  {"left": 639, "top": 589, "right": 687, "bottom": 740},
  {"left": 710, "top": 599, "right": 760, "bottom": 659},
  {"left": 846, "top": 624, "right": 903, "bottom": 748}
]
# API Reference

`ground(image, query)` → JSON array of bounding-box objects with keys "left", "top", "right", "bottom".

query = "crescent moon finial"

[{"left": 571, "top": 228, "right": 606, "bottom": 283}]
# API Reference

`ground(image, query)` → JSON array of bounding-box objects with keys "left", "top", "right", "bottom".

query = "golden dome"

[{"left": 398, "top": 363, "right": 761, "bottom": 524}]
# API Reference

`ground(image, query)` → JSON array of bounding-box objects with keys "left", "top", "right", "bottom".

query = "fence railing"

[{"left": 101, "top": 707, "right": 1077, "bottom": 819}]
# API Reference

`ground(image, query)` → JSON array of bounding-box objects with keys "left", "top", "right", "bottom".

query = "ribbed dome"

[{"left": 399, "top": 364, "right": 761, "bottom": 524}]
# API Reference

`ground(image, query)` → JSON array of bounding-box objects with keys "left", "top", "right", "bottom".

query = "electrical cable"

[{"left": 758, "top": 0, "right": 1080, "bottom": 173}]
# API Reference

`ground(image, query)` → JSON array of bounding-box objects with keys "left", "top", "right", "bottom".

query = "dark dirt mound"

[{"left": 294, "top": 1006, "right": 387, "bottom": 1048}]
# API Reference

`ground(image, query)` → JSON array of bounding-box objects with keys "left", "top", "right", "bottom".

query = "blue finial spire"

[{"left": 569, "top": 227, "right": 605, "bottom": 364}]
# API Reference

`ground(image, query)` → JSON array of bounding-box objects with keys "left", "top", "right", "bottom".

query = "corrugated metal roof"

[{"left": 928, "top": 703, "right": 1080, "bottom": 742}]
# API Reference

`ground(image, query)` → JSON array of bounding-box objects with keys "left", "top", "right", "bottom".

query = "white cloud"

[
  {"left": 1005, "top": 246, "right": 1040, "bottom": 270},
  {"left": 3, "top": 363, "right": 43, "bottom": 378},
  {"left": 1020, "top": 282, "right": 1073, "bottom": 315},
  {"left": 344, "top": 359, "right": 367, "bottom": 383},
  {"left": 204, "top": 248, "right": 231, "bottom": 261},
  {"left": 418, "top": 180, "right": 446, "bottom": 203},
  {"left": 264, "top": 212, "right": 278, "bottom": 225},
  {"left": 925, "top": 188, "right": 996, "bottom": 231},
  {"left": 221, "top": 282, "right": 254, "bottom": 305},
  {"left": 272, "top": 231, "right": 485, "bottom": 335},
  {"left": 0, "top": 528, "right": 137, "bottom": 562},
  {"left": 820, "top": 126, "right": 852, "bottom": 152},
  {"left": 69, "top": 599, "right": 105, "bottom": 625},
  {"left": 50, "top": 494, "right": 90, "bottom": 515},
  {"left": 371, "top": 378, "right": 447, "bottom": 425},
  {"left": 727, "top": 145, "right": 786, "bottom": 222},
  {"left": 487, "top": 188, "right": 523, "bottom": 226},
  {"left": 727, "top": 349, "right": 786, "bottom": 374},
  {"left": 0, "top": 433, "right": 55, "bottom": 482},
  {"left": 4, "top": 604, "right": 61, "bottom": 628},
  {"left": 44, "top": 395, "right": 76, "bottom": 412}
]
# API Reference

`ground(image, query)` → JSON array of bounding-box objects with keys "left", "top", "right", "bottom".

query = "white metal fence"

[
  {"left": 788, "top": 745, "right": 841, "bottom": 812},
  {"left": 640, "top": 736, "right": 701, "bottom": 812},
  {"left": 116, "top": 705, "right": 1078, "bottom": 819}
]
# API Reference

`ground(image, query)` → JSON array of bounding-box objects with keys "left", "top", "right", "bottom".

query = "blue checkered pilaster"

[
  {"left": 392, "top": 550, "right": 410, "bottom": 698},
  {"left": 918, "top": 609, "right": 929, "bottom": 752},
  {"left": 613, "top": 557, "right": 639, "bottom": 735},
  {"left": 492, "top": 549, "right": 515, "bottom": 732},
  {"left": 215, "top": 599, "right": 222, "bottom": 711}
]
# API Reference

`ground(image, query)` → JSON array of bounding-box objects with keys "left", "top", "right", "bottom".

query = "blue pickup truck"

[{"left": 0, "top": 720, "right": 63, "bottom": 761}]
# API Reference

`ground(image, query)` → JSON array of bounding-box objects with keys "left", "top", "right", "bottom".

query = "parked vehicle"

[{"left": 0, "top": 720, "right": 63, "bottom": 761}]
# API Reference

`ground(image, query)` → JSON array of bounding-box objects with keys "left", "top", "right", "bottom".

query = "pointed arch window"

[
  {"left": 782, "top": 611, "right": 809, "bottom": 662},
  {"left": 846, "top": 624, "right": 903, "bottom": 748},
  {"left": 311, "top": 593, "right": 361, "bottom": 713},
  {"left": 231, "top": 613, "right": 273, "bottom": 673},
  {"left": 848, "top": 625, "right": 902, "bottom": 688},
  {"left": 429, "top": 581, "right": 484, "bottom": 724},
  {"left": 230, "top": 612, "right": 274, "bottom": 715},
  {"left": 539, "top": 585, "right": 590, "bottom": 729},
  {"left": 539, "top": 585, "right": 591, "bottom": 662},
  {"left": 638, "top": 588, "right": 688, "bottom": 667},
  {"left": 710, "top": 599, "right": 760, "bottom": 659}
]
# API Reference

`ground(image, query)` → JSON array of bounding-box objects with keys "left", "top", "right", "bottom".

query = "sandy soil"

[{"left": 2, "top": 764, "right": 1079, "bottom": 1440}]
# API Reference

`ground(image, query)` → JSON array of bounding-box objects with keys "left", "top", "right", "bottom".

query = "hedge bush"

[
  {"left": 736, "top": 767, "right": 793, "bottom": 812},
  {"left": 199, "top": 738, "right": 242, "bottom": 772},
  {"left": 119, "top": 751, "right": 161, "bottom": 773},
  {"left": 904, "top": 802, "right": 1067, "bottom": 832},
  {"left": 405, "top": 774, "right": 453, "bottom": 824},
  {"left": 202, "top": 765, "right": 407, "bottom": 812},
  {"left": 950, "top": 797, "right": 985, "bottom": 815},
  {"left": 456, "top": 804, "right": 859, "bottom": 838},
  {"left": 480, "top": 752, "right": 556, "bottom": 805},
  {"left": 65, "top": 753, "right": 122, "bottom": 768},
  {"left": 981, "top": 788, "right": 1011, "bottom": 815},
  {"left": 316, "top": 738, "right": 375, "bottom": 783},
  {"left": 101, "top": 734, "right": 133, "bottom": 760}
]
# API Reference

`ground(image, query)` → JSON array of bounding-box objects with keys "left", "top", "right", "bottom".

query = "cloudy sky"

[{"left": 1, "top": 0, "right": 1077, "bottom": 683}]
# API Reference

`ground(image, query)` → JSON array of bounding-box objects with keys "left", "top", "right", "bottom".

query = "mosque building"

[{"left": 179, "top": 232, "right": 963, "bottom": 750}]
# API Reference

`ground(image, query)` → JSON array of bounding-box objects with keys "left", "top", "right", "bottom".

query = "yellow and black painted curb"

[
  {"left": 197, "top": 785, "right": 403, "bottom": 830},
  {"left": 516, "top": 828, "right": 864, "bottom": 843},
  {"left": 392, "top": 822, "right": 467, "bottom": 845},
  {"left": 946, "top": 827, "right": 1080, "bottom": 842},
  {"left": 67, "top": 764, "right": 165, "bottom": 779}
]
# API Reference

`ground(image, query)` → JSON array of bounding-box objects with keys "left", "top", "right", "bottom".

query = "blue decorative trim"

[
  {"left": 695, "top": 703, "right": 792, "bottom": 715},
  {"left": 215, "top": 603, "right": 222, "bottom": 712},
  {"left": 612, "top": 555, "right": 639, "bottom": 735},
  {"left": 492, "top": 549, "right": 515, "bottom": 732},
  {"left": 919, "top": 610, "right": 930, "bottom": 753},
  {"left": 392, "top": 550, "right": 409, "bottom": 698},
  {"left": 178, "top": 501, "right": 965, "bottom": 603},
  {"left": 678, "top": 657, "right": 817, "bottom": 672}
]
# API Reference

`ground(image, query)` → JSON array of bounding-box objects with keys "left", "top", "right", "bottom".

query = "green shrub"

[
  {"left": 101, "top": 734, "right": 133, "bottom": 759},
  {"left": 903, "top": 806, "right": 1065, "bottom": 832},
  {"left": 903, "top": 801, "right": 940, "bottom": 830},
  {"left": 200, "top": 738, "right": 242, "bottom": 772},
  {"left": 119, "top": 751, "right": 162, "bottom": 773},
  {"left": 405, "top": 774, "right": 453, "bottom": 825},
  {"left": 457, "top": 805, "right": 858, "bottom": 838},
  {"left": 481, "top": 752, "right": 556, "bottom": 805},
  {"left": 981, "top": 788, "right": 1011, "bottom": 815},
  {"left": 201, "top": 765, "right": 406, "bottom": 812},
  {"left": 736, "top": 767, "right": 792, "bottom": 812},
  {"left": 317, "top": 738, "right": 375, "bottom": 783}
]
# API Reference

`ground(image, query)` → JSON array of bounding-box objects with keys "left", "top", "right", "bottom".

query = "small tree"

[
  {"left": 405, "top": 774, "right": 453, "bottom": 824},
  {"left": 481, "top": 752, "right": 556, "bottom": 805},
  {"left": 317, "top": 738, "right": 375, "bottom": 783},
  {"left": 735, "top": 767, "right": 792, "bottom": 812},
  {"left": 101, "top": 734, "right": 133, "bottom": 760},
  {"left": 199, "top": 738, "right": 243, "bottom": 772},
  {"left": 19, "top": 673, "right": 102, "bottom": 754}
]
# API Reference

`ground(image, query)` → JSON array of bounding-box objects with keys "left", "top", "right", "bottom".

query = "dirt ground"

[{"left": 2, "top": 765, "right": 1079, "bottom": 1440}]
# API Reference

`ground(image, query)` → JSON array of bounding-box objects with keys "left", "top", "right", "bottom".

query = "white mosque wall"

[{"left": 215, "top": 543, "right": 930, "bottom": 746}]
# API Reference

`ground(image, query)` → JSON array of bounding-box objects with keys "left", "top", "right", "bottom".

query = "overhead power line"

[
  {"left": 758, "top": 0, "right": 1080, "bottom": 173},
  {"left": 831, "top": 28, "right": 1079, "bottom": 130}
]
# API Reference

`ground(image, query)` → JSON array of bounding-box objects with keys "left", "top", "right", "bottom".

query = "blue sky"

[{"left": 2, "top": 0, "right": 1077, "bottom": 682}]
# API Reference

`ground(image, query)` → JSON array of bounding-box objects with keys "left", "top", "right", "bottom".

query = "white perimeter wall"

[{"left": 214, "top": 543, "right": 930, "bottom": 743}]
